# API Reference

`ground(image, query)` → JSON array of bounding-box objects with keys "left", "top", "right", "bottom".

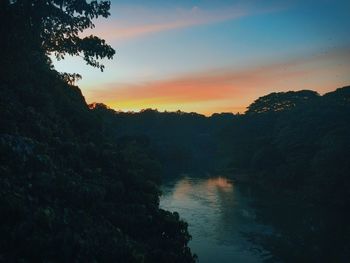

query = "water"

[{"left": 160, "top": 175, "right": 271, "bottom": 263}]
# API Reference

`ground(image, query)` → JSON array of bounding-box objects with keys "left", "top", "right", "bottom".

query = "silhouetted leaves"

[{"left": 1, "top": 0, "right": 115, "bottom": 71}]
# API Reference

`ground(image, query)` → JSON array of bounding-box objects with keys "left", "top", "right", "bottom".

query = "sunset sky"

[{"left": 53, "top": 0, "right": 350, "bottom": 115}]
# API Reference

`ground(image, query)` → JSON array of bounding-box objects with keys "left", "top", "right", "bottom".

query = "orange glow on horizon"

[{"left": 83, "top": 47, "right": 350, "bottom": 115}]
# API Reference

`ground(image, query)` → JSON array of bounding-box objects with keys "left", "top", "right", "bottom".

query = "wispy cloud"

[
  {"left": 85, "top": 47, "right": 350, "bottom": 115},
  {"left": 87, "top": 4, "right": 279, "bottom": 42}
]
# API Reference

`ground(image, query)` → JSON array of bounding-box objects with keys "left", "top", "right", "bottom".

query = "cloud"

[
  {"left": 85, "top": 47, "right": 350, "bottom": 115},
  {"left": 86, "top": 4, "right": 278, "bottom": 42}
]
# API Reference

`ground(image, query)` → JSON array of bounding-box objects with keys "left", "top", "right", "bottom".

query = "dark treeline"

[
  {"left": 89, "top": 88, "right": 350, "bottom": 201},
  {"left": 220, "top": 88, "right": 350, "bottom": 262},
  {"left": 221, "top": 88, "right": 350, "bottom": 195},
  {"left": 89, "top": 104, "right": 235, "bottom": 175}
]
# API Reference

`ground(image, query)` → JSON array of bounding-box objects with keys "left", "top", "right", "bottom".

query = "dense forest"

[
  {"left": 0, "top": 1, "right": 195, "bottom": 262},
  {"left": 220, "top": 87, "right": 350, "bottom": 262},
  {"left": 0, "top": 69, "right": 196, "bottom": 262},
  {"left": 88, "top": 105, "right": 236, "bottom": 175}
]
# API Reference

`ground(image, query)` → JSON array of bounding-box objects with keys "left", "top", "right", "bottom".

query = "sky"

[{"left": 53, "top": 0, "right": 350, "bottom": 115}]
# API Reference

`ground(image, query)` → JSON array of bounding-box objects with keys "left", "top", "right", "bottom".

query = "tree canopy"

[
  {"left": 1, "top": 0, "right": 115, "bottom": 71},
  {"left": 246, "top": 90, "right": 319, "bottom": 114}
]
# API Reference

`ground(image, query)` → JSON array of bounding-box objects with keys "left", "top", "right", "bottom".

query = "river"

[{"left": 160, "top": 175, "right": 273, "bottom": 263}]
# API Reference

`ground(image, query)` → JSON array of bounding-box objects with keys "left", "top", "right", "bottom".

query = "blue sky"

[{"left": 53, "top": 0, "right": 350, "bottom": 114}]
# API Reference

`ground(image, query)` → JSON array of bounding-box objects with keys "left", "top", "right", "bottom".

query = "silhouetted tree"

[
  {"left": 0, "top": 1, "right": 198, "bottom": 262},
  {"left": 1, "top": 0, "right": 115, "bottom": 71},
  {"left": 246, "top": 90, "right": 319, "bottom": 114}
]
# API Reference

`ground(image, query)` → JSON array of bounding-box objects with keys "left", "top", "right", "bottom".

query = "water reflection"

[{"left": 160, "top": 176, "right": 269, "bottom": 263}]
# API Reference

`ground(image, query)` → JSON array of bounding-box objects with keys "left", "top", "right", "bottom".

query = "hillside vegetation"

[{"left": 0, "top": 0, "right": 195, "bottom": 261}]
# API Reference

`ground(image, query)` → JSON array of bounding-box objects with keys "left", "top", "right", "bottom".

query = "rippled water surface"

[{"left": 160, "top": 176, "right": 270, "bottom": 263}]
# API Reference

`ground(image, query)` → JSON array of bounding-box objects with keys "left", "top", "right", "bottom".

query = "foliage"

[
  {"left": 220, "top": 87, "right": 350, "bottom": 261},
  {"left": 0, "top": 2, "right": 195, "bottom": 261},
  {"left": 87, "top": 107, "right": 236, "bottom": 175},
  {"left": 0, "top": 66, "right": 196, "bottom": 262},
  {"left": 0, "top": 0, "right": 115, "bottom": 71},
  {"left": 246, "top": 90, "right": 319, "bottom": 114}
]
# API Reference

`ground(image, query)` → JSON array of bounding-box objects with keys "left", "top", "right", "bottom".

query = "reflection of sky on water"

[{"left": 160, "top": 176, "right": 270, "bottom": 263}]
